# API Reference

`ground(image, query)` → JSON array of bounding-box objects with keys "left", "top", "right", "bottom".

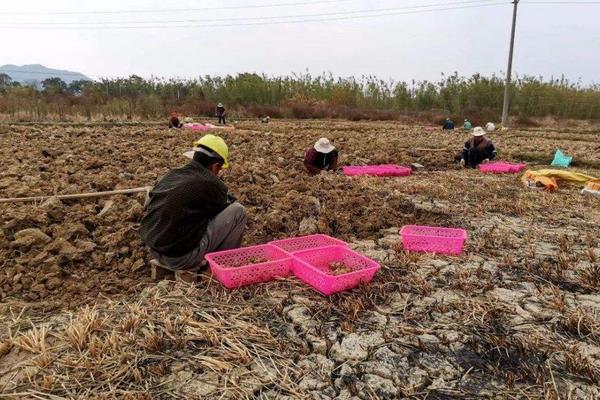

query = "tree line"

[{"left": 0, "top": 72, "right": 599, "bottom": 122}]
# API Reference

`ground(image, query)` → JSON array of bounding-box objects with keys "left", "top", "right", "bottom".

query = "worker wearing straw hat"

[
  {"left": 140, "top": 134, "right": 246, "bottom": 270},
  {"left": 457, "top": 127, "right": 497, "bottom": 168},
  {"left": 216, "top": 102, "right": 226, "bottom": 125},
  {"left": 304, "top": 137, "right": 339, "bottom": 175}
]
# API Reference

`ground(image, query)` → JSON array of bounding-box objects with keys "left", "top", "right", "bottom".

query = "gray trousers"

[{"left": 150, "top": 202, "right": 247, "bottom": 270}]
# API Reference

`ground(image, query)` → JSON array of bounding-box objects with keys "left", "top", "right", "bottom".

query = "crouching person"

[
  {"left": 139, "top": 134, "right": 246, "bottom": 274},
  {"left": 169, "top": 112, "right": 183, "bottom": 128},
  {"left": 304, "top": 137, "right": 338, "bottom": 174},
  {"left": 457, "top": 126, "right": 497, "bottom": 168}
]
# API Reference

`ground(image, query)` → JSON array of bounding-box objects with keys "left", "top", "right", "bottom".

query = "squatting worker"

[
  {"left": 169, "top": 112, "right": 183, "bottom": 128},
  {"left": 139, "top": 134, "right": 246, "bottom": 270},
  {"left": 463, "top": 119, "right": 473, "bottom": 131},
  {"left": 304, "top": 137, "right": 338, "bottom": 174},
  {"left": 442, "top": 118, "right": 455, "bottom": 130},
  {"left": 457, "top": 126, "right": 497, "bottom": 168},
  {"left": 216, "top": 102, "right": 226, "bottom": 125}
]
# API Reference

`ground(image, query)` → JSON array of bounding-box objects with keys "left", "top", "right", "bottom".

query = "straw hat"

[
  {"left": 314, "top": 137, "right": 335, "bottom": 153},
  {"left": 217, "top": 103, "right": 223, "bottom": 107},
  {"left": 471, "top": 127, "right": 486, "bottom": 137}
]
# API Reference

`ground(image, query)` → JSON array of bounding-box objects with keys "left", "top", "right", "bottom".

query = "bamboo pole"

[{"left": 0, "top": 187, "right": 152, "bottom": 204}]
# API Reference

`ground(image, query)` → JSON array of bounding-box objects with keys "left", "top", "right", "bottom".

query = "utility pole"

[{"left": 501, "top": 0, "right": 519, "bottom": 127}]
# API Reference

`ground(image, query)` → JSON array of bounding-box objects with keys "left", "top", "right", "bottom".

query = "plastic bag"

[
  {"left": 581, "top": 179, "right": 600, "bottom": 196},
  {"left": 551, "top": 149, "right": 572, "bottom": 167},
  {"left": 522, "top": 169, "right": 596, "bottom": 191}
]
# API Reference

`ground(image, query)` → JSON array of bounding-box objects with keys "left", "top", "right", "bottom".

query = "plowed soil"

[{"left": 0, "top": 120, "right": 599, "bottom": 399}]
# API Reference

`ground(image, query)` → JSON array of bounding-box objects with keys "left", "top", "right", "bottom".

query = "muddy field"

[{"left": 0, "top": 119, "right": 599, "bottom": 399}]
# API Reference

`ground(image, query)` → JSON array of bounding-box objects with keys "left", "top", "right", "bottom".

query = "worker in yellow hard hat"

[{"left": 140, "top": 134, "right": 246, "bottom": 272}]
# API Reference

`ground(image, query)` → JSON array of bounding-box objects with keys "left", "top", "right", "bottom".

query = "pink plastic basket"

[
  {"left": 205, "top": 244, "right": 292, "bottom": 288},
  {"left": 478, "top": 162, "right": 527, "bottom": 174},
  {"left": 292, "top": 245, "right": 381, "bottom": 295},
  {"left": 400, "top": 225, "right": 467, "bottom": 255},
  {"left": 343, "top": 165, "right": 412, "bottom": 177},
  {"left": 183, "top": 123, "right": 210, "bottom": 132},
  {"left": 270, "top": 234, "right": 348, "bottom": 254}
]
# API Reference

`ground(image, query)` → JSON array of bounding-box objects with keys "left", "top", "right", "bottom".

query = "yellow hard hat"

[{"left": 192, "top": 134, "right": 229, "bottom": 168}]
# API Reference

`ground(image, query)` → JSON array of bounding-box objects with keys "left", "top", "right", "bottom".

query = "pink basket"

[
  {"left": 400, "top": 225, "right": 467, "bottom": 256},
  {"left": 478, "top": 162, "right": 527, "bottom": 174},
  {"left": 270, "top": 234, "right": 348, "bottom": 254},
  {"left": 205, "top": 244, "right": 292, "bottom": 288},
  {"left": 292, "top": 245, "right": 381, "bottom": 295},
  {"left": 343, "top": 165, "right": 412, "bottom": 177},
  {"left": 183, "top": 123, "right": 210, "bottom": 131}
]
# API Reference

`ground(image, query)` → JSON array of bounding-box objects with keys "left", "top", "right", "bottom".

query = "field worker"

[
  {"left": 216, "top": 102, "right": 226, "bottom": 125},
  {"left": 442, "top": 118, "right": 455, "bottom": 130},
  {"left": 304, "top": 137, "right": 338, "bottom": 174},
  {"left": 463, "top": 119, "right": 473, "bottom": 130},
  {"left": 140, "top": 134, "right": 246, "bottom": 270},
  {"left": 457, "top": 127, "right": 497, "bottom": 168},
  {"left": 486, "top": 122, "right": 496, "bottom": 132},
  {"left": 169, "top": 112, "right": 183, "bottom": 128}
]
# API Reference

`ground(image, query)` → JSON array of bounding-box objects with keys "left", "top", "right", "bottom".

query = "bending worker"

[
  {"left": 458, "top": 126, "right": 497, "bottom": 168},
  {"left": 442, "top": 118, "right": 455, "bottom": 130},
  {"left": 304, "top": 137, "right": 338, "bottom": 174},
  {"left": 216, "top": 103, "right": 226, "bottom": 125},
  {"left": 463, "top": 119, "right": 473, "bottom": 131},
  {"left": 169, "top": 112, "right": 183, "bottom": 128},
  {"left": 140, "top": 134, "right": 246, "bottom": 270}
]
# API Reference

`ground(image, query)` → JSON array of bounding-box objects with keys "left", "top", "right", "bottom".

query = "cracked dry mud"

[{"left": 0, "top": 119, "right": 599, "bottom": 399}]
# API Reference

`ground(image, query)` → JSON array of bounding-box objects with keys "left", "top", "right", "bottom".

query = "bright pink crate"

[
  {"left": 478, "top": 162, "right": 526, "bottom": 174},
  {"left": 292, "top": 245, "right": 381, "bottom": 295},
  {"left": 343, "top": 165, "right": 412, "bottom": 177},
  {"left": 400, "top": 225, "right": 467, "bottom": 255},
  {"left": 270, "top": 234, "right": 348, "bottom": 254},
  {"left": 205, "top": 244, "right": 292, "bottom": 288}
]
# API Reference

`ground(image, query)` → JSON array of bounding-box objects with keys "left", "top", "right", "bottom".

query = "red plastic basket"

[
  {"left": 342, "top": 165, "right": 412, "bottom": 177},
  {"left": 292, "top": 245, "right": 381, "bottom": 295},
  {"left": 270, "top": 234, "right": 348, "bottom": 254},
  {"left": 478, "top": 162, "right": 527, "bottom": 174},
  {"left": 400, "top": 225, "right": 467, "bottom": 255},
  {"left": 205, "top": 244, "right": 292, "bottom": 288}
]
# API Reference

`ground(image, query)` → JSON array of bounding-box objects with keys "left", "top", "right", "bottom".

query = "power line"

[
  {"left": 0, "top": 2, "right": 509, "bottom": 30},
  {"left": 0, "top": 0, "right": 354, "bottom": 15},
  {"left": 0, "top": 0, "right": 501, "bottom": 26},
  {"left": 522, "top": 1, "right": 600, "bottom": 3}
]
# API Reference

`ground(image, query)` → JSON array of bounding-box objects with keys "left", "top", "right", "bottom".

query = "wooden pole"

[{"left": 0, "top": 187, "right": 152, "bottom": 204}]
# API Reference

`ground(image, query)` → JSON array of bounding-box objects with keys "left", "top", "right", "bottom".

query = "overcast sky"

[{"left": 1, "top": 0, "right": 599, "bottom": 84}]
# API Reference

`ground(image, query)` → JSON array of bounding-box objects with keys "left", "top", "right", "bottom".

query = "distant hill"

[{"left": 0, "top": 64, "right": 91, "bottom": 86}]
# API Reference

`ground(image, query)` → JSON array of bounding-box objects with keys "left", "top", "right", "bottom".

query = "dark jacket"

[
  {"left": 139, "top": 161, "right": 228, "bottom": 257},
  {"left": 461, "top": 137, "right": 496, "bottom": 168},
  {"left": 216, "top": 106, "right": 225, "bottom": 116},
  {"left": 304, "top": 148, "right": 338, "bottom": 174},
  {"left": 169, "top": 116, "right": 182, "bottom": 128},
  {"left": 442, "top": 121, "right": 455, "bottom": 130}
]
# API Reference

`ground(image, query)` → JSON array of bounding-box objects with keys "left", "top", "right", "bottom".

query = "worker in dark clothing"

[
  {"left": 457, "top": 127, "right": 497, "bottom": 168},
  {"left": 216, "top": 103, "right": 226, "bottom": 125},
  {"left": 140, "top": 134, "right": 246, "bottom": 270},
  {"left": 442, "top": 118, "right": 455, "bottom": 130},
  {"left": 169, "top": 112, "right": 183, "bottom": 128},
  {"left": 304, "top": 137, "right": 338, "bottom": 175}
]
